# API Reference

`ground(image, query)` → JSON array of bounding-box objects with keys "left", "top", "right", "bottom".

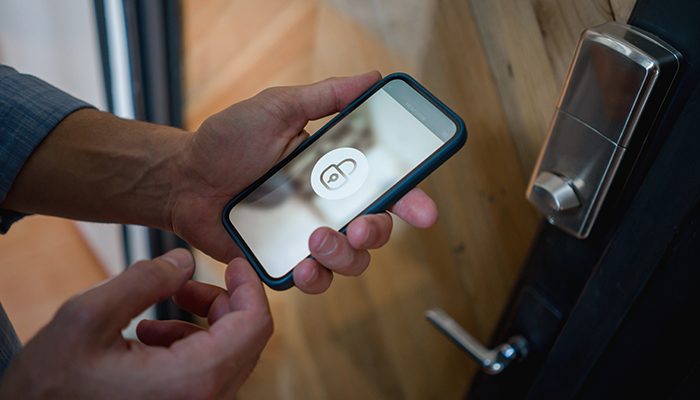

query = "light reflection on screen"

[{"left": 229, "top": 81, "right": 455, "bottom": 278}]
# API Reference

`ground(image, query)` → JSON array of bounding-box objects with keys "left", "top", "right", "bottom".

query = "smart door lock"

[{"left": 527, "top": 22, "right": 681, "bottom": 238}]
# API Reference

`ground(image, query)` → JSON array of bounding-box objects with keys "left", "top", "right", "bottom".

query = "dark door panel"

[{"left": 468, "top": 1, "right": 700, "bottom": 398}]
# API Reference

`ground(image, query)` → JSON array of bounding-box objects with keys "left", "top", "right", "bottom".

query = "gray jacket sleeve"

[{"left": 0, "top": 64, "right": 93, "bottom": 233}]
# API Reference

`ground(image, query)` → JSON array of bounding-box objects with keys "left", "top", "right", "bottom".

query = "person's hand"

[
  {"left": 0, "top": 249, "right": 272, "bottom": 399},
  {"left": 169, "top": 72, "right": 438, "bottom": 293}
]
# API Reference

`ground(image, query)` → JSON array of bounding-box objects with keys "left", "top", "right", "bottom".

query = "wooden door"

[{"left": 182, "top": 1, "right": 633, "bottom": 397}]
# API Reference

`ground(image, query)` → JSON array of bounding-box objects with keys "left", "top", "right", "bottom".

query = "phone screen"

[{"left": 227, "top": 78, "right": 458, "bottom": 278}]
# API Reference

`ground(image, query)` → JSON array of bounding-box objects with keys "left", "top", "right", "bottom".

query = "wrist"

[
  {"left": 1, "top": 107, "right": 194, "bottom": 232},
  {"left": 159, "top": 129, "right": 192, "bottom": 232},
  {"left": 126, "top": 122, "right": 192, "bottom": 232}
]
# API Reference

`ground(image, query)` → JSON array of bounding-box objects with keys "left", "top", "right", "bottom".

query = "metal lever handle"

[{"left": 425, "top": 308, "right": 528, "bottom": 375}]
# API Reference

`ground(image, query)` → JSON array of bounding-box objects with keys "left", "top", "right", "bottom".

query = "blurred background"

[{"left": 0, "top": 0, "right": 632, "bottom": 398}]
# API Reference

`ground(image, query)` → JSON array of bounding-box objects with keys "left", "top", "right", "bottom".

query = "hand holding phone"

[
  {"left": 168, "top": 71, "right": 442, "bottom": 294},
  {"left": 223, "top": 73, "right": 467, "bottom": 289}
]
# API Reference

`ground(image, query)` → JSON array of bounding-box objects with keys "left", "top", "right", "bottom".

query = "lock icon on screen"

[
  {"left": 311, "top": 147, "right": 369, "bottom": 200},
  {"left": 320, "top": 158, "right": 357, "bottom": 190}
]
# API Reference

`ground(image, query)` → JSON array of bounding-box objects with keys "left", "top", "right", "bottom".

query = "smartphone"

[{"left": 222, "top": 73, "right": 467, "bottom": 290}]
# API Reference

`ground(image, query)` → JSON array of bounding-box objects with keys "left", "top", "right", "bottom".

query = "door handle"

[{"left": 425, "top": 308, "right": 528, "bottom": 375}]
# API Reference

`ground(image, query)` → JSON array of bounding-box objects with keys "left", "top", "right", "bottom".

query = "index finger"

[
  {"left": 173, "top": 258, "right": 272, "bottom": 364},
  {"left": 224, "top": 258, "right": 270, "bottom": 313},
  {"left": 63, "top": 249, "right": 194, "bottom": 338}
]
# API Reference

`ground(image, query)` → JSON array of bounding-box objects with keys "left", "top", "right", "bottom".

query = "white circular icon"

[{"left": 310, "top": 147, "right": 369, "bottom": 200}]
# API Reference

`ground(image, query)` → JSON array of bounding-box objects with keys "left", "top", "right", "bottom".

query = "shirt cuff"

[{"left": 0, "top": 65, "right": 94, "bottom": 233}]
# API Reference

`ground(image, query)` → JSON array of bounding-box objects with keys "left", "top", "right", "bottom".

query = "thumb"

[
  {"left": 256, "top": 71, "right": 381, "bottom": 129},
  {"left": 291, "top": 71, "right": 381, "bottom": 120},
  {"left": 74, "top": 248, "right": 194, "bottom": 336}
]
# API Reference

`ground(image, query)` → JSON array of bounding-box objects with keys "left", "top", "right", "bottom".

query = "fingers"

[
  {"left": 346, "top": 212, "right": 393, "bottom": 249},
  {"left": 225, "top": 258, "right": 270, "bottom": 313},
  {"left": 389, "top": 188, "right": 438, "bottom": 228},
  {"left": 176, "top": 258, "right": 272, "bottom": 365},
  {"left": 172, "top": 258, "right": 268, "bottom": 324},
  {"left": 136, "top": 320, "right": 204, "bottom": 347},
  {"left": 279, "top": 129, "right": 311, "bottom": 159},
  {"left": 308, "top": 228, "right": 371, "bottom": 276},
  {"left": 293, "top": 258, "right": 333, "bottom": 294},
  {"left": 293, "top": 71, "right": 382, "bottom": 120},
  {"left": 59, "top": 248, "right": 194, "bottom": 337},
  {"left": 293, "top": 187, "right": 437, "bottom": 294},
  {"left": 137, "top": 259, "right": 272, "bottom": 349},
  {"left": 172, "top": 280, "right": 229, "bottom": 324},
  {"left": 257, "top": 72, "right": 381, "bottom": 133},
  {"left": 294, "top": 212, "right": 390, "bottom": 293}
]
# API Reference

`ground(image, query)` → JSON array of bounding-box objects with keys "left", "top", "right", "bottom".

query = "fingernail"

[
  {"left": 316, "top": 232, "right": 338, "bottom": 256},
  {"left": 161, "top": 248, "right": 194, "bottom": 270}
]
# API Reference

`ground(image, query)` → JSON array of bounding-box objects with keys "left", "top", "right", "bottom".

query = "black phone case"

[{"left": 221, "top": 72, "right": 467, "bottom": 290}]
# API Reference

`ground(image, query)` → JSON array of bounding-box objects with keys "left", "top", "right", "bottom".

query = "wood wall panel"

[
  {"left": 470, "top": 0, "right": 637, "bottom": 175},
  {"left": 468, "top": 0, "right": 560, "bottom": 175}
]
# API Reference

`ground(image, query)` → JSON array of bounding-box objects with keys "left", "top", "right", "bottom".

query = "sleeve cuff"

[{"left": 0, "top": 65, "right": 94, "bottom": 233}]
